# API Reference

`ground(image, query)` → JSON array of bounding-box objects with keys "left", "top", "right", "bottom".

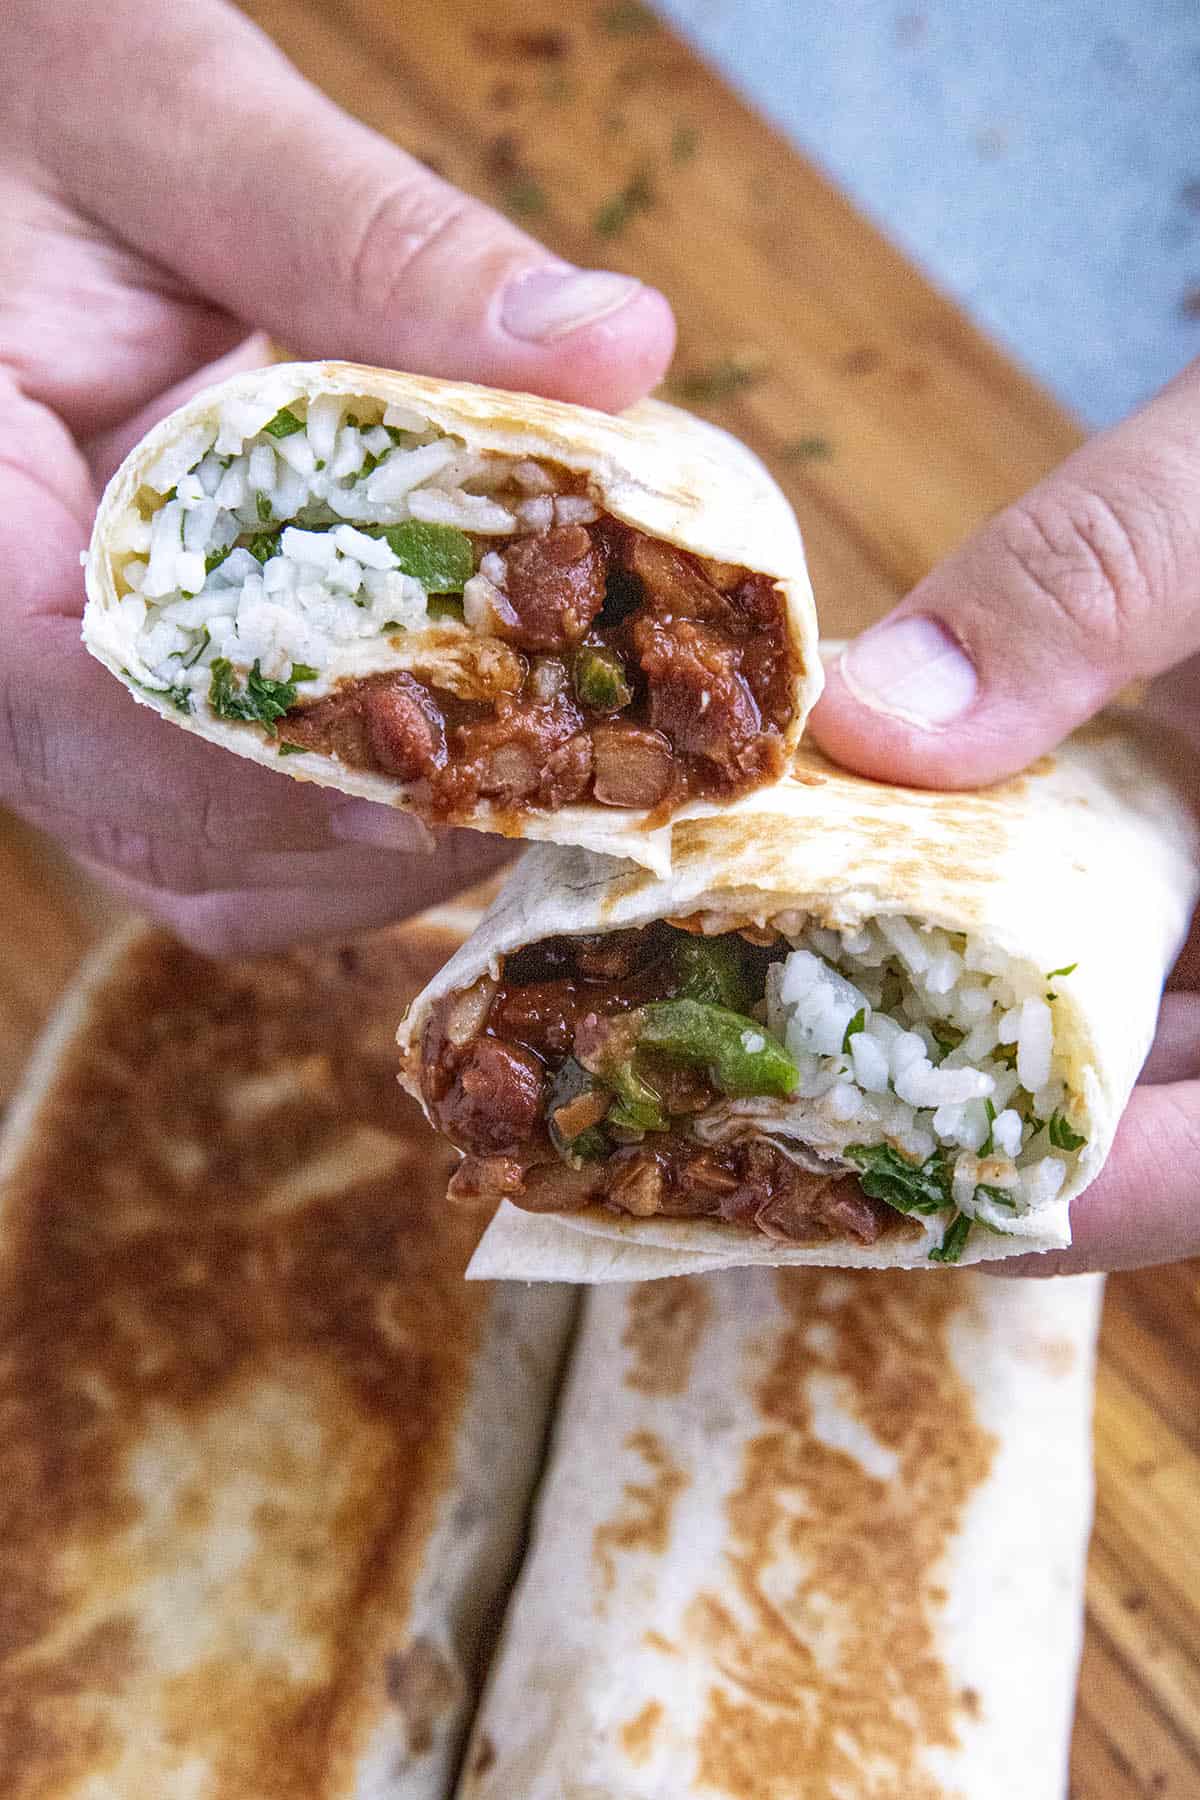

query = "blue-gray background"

[{"left": 655, "top": 0, "right": 1200, "bottom": 427}]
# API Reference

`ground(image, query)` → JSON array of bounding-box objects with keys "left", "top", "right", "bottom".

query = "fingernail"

[
  {"left": 840, "top": 615, "right": 977, "bottom": 728},
  {"left": 501, "top": 266, "right": 643, "bottom": 343},
  {"left": 329, "top": 802, "right": 434, "bottom": 853}
]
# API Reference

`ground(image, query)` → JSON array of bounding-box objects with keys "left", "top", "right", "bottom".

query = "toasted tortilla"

[
  {"left": 456, "top": 1266, "right": 1103, "bottom": 1800},
  {"left": 0, "top": 921, "right": 574, "bottom": 1798},
  {"left": 397, "top": 707, "right": 1200, "bottom": 1275},
  {"left": 82, "top": 362, "right": 821, "bottom": 875}
]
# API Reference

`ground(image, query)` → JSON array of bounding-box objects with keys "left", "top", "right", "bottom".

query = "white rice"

[
  {"left": 112, "top": 392, "right": 599, "bottom": 713},
  {"left": 695, "top": 914, "right": 1083, "bottom": 1225}
]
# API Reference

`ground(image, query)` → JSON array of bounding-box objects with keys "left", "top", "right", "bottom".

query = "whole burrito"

[
  {"left": 82, "top": 362, "right": 820, "bottom": 873},
  {"left": 0, "top": 920, "right": 574, "bottom": 1798},
  {"left": 398, "top": 711, "right": 1200, "bottom": 1275},
  {"left": 457, "top": 1267, "right": 1104, "bottom": 1799}
]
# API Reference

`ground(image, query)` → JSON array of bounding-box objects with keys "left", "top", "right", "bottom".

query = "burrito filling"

[
  {"left": 421, "top": 919, "right": 1087, "bottom": 1262},
  {"left": 108, "top": 394, "right": 795, "bottom": 821}
]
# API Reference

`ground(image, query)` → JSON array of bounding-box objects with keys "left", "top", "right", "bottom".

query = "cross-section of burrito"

[
  {"left": 456, "top": 1268, "right": 1104, "bottom": 1800},
  {"left": 399, "top": 712, "right": 1199, "bottom": 1274},
  {"left": 0, "top": 921, "right": 574, "bottom": 1798},
  {"left": 82, "top": 362, "right": 820, "bottom": 873}
]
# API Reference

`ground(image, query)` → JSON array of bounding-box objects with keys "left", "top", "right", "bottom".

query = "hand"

[
  {"left": 810, "top": 356, "right": 1200, "bottom": 1273},
  {"left": 0, "top": 0, "right": 675, "bottom": 954}
]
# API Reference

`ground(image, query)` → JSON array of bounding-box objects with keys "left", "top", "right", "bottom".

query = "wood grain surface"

[{"left": 1, "top": 1, "right": 1195, "bottom": 1791}]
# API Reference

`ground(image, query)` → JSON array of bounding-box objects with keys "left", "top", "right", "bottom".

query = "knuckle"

[
  {"left": 347, "top": 178, "right": 479, "bottom": 321},
  {"left": 998, "top": 483, "right": 1165, "bottom": 654}
]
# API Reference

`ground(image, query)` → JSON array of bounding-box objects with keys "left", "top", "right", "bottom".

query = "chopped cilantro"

[
  {"left": 122, "top": 669, "right": 191, "bottom": 714},
  {"left": 179, "top": 626, "right": 210, "bottom": 670},
  {"left": 671, "top": 122, "right": 699, "bottom": 164},
  {"left": 278, "top": 741, "right": 307, "bottom": 756},
  {"left": 208, "top": 658, "right": 306, "bottom": 733},
  {"left": 980, "top": 1098, "right": 996, "bottom": 1157},
  {"left": 204, "top": 545, "right": 232, "bottom": 575},
  {"left": 976, "top": 1184, "right": 1018, "bottom": 1212},
  {"left": 667, "top": 357, "right": 762, "bottom": 404},
  {"left": 353, "top": 449, "right": 385, "bottom": 485},
  {"left": 314, "top": 457, "right": 326, "bottom": 471},
  {"left": 994, "top": 1042, "right": 1018, "bottom": 1070},
  {"left": 383, "top": 520, "right": 475, "bottom": 593},
  {"left": 929, "top": 1212, "right": 972, "bottom": 1263},
  {"left": 1047, "top": 1110, "right": 1086, "bottom": 1152},
  {"left": 255, "top": 490, "right": 274, "bottom": 524},
  {"left": 931, "top": 1021, "right": 965, "bottom": 1060},
  {"left": 248, "top": 530, "right": 281, "bottom": 563},
  {"left": 384, "top": 426, "right": 408, "bottom": 446},
  {"left": 1046, "top": 963, "right": 1078, "bottom": 980},
  {"left": 845, "top": 1143, "right": 952, "bottom": 1215},
  {"left": 263, "top": 406, "right": 305, "bottom": 439},
  {"left": 842, "top": 1007, "right": 866, "bottom": 1054}
]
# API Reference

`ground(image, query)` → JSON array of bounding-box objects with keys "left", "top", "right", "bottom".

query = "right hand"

[{"left": 810, "top": 357, "right": 1200, "bottom": 1272}]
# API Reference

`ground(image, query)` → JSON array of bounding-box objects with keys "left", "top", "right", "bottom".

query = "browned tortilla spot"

[
  {"left": 385, "top": 1638, "right": 462, "bottom": 1756},
  {"left": 691, "top": 1270, "right": 996, "bottom": 1798},
  {"left": 621, "top": 1279, "right": 714, "bottom": 1397},
  {"left": 0, "top": 927, "right": 494, "bottom": 1799},
  {"left": 592, "top": 1430, "right": 689, "bottom": 1598},
  {"left": 619, "top": 1699, "right": 665, "bottom": 1765}
]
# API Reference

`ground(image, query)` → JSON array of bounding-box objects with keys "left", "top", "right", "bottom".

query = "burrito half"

[
  {"left": 457, "top": 1267, "right": 1104, "bottom": 1800},
  {"left": 399, "top": 711, "right": 1199, "bottom": 1274},
  {"left": 83, "top": 362, "right": 820, "bottom": 873},
  {"left": 0, "top": 920, "right": 574, "bottom": 1797}
]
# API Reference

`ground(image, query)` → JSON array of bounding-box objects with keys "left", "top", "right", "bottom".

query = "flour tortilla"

[
  {"left": 457, "top": 1266, "right": 1103, "bottom": 1800},
  {"left": 396, "top": 706, "right": 1200, "bottom": 1275},
  {"left": 0, "top": 919, "right": 574, "bottom": 1798},
  {"left": 82, "top": 361, "right": 821, "bottom": 875}
]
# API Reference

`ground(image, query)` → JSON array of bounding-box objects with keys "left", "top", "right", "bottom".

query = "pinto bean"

[{"left": 590, "top": 721, "right": 674, "bottom": 808}]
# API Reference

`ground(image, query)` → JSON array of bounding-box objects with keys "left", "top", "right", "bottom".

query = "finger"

[
  {"left": 990, "top": 1079, "right": 1200, "bottom": 1276},
  {"left": 82, "top": 333, "right": 272, "bottom": 491},
  {"left": 83, "top": 830, "right": 513, "bottom": 958},
  {"left": 811, "top": 356, "right": 1200, "bottom": 786},
  {"left": 1139, "top": 992, "right": 1200, "bottom": 1085},
  {"left": 31, "top": 0, "right": 675, "bottom": 413}
]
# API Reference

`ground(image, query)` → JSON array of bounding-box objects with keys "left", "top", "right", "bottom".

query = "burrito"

[
  {"left": 82, "top": 362, "right": 820, "bottom": 871},
  {"left": 457, "top": 1267, "right": 1104, "bottom": 1799},
  {"left": 0, "top": 921, "right": 574, "bottom": 1797},
  {"left": 399, "top": 712, "right": 1200, "bottom": 1274}
]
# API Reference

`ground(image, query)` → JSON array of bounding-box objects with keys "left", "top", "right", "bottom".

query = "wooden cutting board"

[{"left": 2, "top": 1, "right": 1196, "bottom": 1790}]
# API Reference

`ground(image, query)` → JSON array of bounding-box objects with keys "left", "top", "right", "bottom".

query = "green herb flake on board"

[
  {"left": 667, "top": 357, "right": 763, "bottom": 404},
  {"left": 504, "top": 179, "right": 548, "bottom": 219},
  {"left": 598, "top": 1, "right": 658, "bottom": 34},
  {"left": 842, "top": 1007, "right": 866, "bottom": 1055}
]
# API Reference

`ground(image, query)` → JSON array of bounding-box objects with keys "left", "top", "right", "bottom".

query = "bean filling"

[
  {"left": 281, "top": 519, "right": 794, "bottom": 823},
  {"left": 421, "top": 924, "right": 896, "bottom": 1248}
]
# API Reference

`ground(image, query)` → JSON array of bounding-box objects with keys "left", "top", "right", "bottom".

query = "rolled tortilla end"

[
  {"left": 399, "top": 709, "right": 1200, "bottom": 1276},
  {"left": 82, "top": 361, "right": 821, "bottom": 874}
]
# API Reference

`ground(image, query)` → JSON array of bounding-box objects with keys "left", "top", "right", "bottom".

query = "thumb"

[
  {"left": 811, "top": 356, "right": 1200, "bottom": 786},
  {"left": 34, "top": 0, "right": 675, "bottom": 411}
]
